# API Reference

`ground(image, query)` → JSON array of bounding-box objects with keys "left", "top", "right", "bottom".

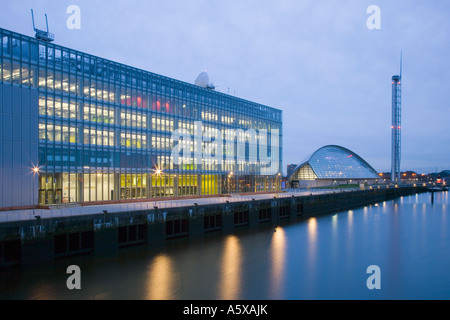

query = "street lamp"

[
  {"left": 275, "top": 172, "right": 282, "bottom": 197},
  {"left": 228, "top": 172, "right": 234, "bottom": 194},
  {"left": 152, "top": 167, "right": 164, "bottom": 198},
  {"left": 32, "top": 166, "right": 40, "bottom": 215}
]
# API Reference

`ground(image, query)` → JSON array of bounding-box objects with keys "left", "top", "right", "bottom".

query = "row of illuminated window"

[
  {"left": 39, "top": 97, "right": 78, "bottom": 120},
  {"left": 84, "top": 128, "right": 116, "bottom": 147},
  {"left": 84, "top": 106, "right": 146, "bottom": 128},
  {"left": 38, "top": 124, "right": 149, "bottom": 149},
  {"left": 120, "top": 132, "right": 148, "bottom": 149},
  {"left": 0, "top": 62, "right": 280, "bottom": 124},
  {"left": 120, "top": 111, "right": 147, "bottom": 128},
  {"left": 152, "top": 117, "right": 175, "bottom": 132},
  {"left": 85, "top": 105, "right": 115, "bottom": 124},
  {"left": 156, "top": 157, "right": 255, "bottom": 172},
  {"left": 0, "top": 62, "right": 83, "bottom": 95},
  {"left": 178, "top": 121, "right": 196, "bottom": 135},
  {"left": 200, "top": 112, "right": 270, "bottom": 128},
  {"left": 39, "top": 124, "right": 78, "bottom": 144},
  {"left": 39, "top": 98, "right": 146, "bottom": 129},
  {"left": 37, "top": 68, "right": 149, "bottom": 106},
  {"left": 202, "top": 111, "right": 219, "bottom": 122},
  {"left": 37, "top": 105, "right": 280, "bottom": 144},
  {"left": 1, "top": 63, "right": 280, "bottom": 131},
  {"left": 38, "top": 69, "right": 79, "bottom": 96},
  {"left": 221, "top": 116, "right": 235, "bottom": 125},
  {"left": 38, "top": 96, "right": 276, "bottom": 133},
  {"left": 162, "top": 157, "right": 270, "bottom": 173},
  {"left": 0, "top": 60, "right": 35, "bottom": 87},
  {"left": 37, "top": 125, "right": 115, "bottom": 147},
  {"left": 151, "top": 136, "right": 173, "bottom": 151}
]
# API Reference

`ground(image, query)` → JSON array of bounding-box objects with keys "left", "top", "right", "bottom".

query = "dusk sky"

[{"left": 1, "top": 0, "right": 449, "bottom": 174}]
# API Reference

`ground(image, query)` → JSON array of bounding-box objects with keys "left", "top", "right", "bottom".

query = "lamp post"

[
  {"left": 32, "top": 167, "right": 40, "bottom": 215},
  {"left": 153, "top": 168, "right": 163, "bottom": 198},
  {"left": 228, "top": 172, "right": 234, "bottom": 194},
  {"left": 274, "top": 196, "right": 279, "bottom": 229},
  {"left": 276, "top": 172, "right": 282, "bottom": 198}
]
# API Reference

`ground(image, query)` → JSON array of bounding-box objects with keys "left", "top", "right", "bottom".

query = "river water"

[{"left": 1, "top": 191, "right": 449, "bottom": 300}]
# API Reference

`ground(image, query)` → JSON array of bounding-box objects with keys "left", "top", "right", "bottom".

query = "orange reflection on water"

[
  {"left": 28, "top": 283, "right": 56, "bottom": 300},
  {"left": 307, "top": 218, "right": 319, "bottom": 266},
  {"left": 146, "top": 254, "right": 176, "bottom": 300},
  {"left": 305, "top": 217, "right": 319, "bottom": 288},
  {"left": 308, "top": 218, "right": 318, "bottom": 250},
  {"left": 269, "top": 227, "right": 287, "bottom": 299},
  {"left": 218, "top": 235, "right": 242, "bottom": 300}
]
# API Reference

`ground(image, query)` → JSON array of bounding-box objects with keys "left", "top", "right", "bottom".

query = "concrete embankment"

[{"left": 0, "top": 186, "right": 427, "bottom": 269}]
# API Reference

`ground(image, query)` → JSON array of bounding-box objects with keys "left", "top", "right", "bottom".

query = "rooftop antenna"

[{"left": 31, "top": 9, "right": 55, "bottom": 42}]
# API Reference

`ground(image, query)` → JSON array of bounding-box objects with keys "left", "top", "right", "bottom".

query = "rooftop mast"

[{"left": 31, "top": 9, "right": 55, "bottom": 42}]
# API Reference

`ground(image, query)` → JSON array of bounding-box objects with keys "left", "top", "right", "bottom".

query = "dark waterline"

[{"left": 1, "top": 192, "right": 449, "bottom": 300}]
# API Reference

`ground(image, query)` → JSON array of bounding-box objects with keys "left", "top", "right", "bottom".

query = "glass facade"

[
  {"left": 0, "top": 28, "right": 282, "bottom": 205},
  {"left": 294, "top": 163, "right": 318, "bottom": 181},
  {"left": 288, "top": 145, "right": 379, "bottom": 182}
]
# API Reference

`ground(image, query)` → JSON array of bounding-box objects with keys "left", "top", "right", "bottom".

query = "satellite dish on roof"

[{"left": 195, "top": 71, "right": 210, "bottom": 88}]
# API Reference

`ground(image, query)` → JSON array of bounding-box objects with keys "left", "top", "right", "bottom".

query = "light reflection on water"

[
  {"left": 218, "top": 236, "right": 242, "bottom": 300},
  {"left": 146, "top": 254, "right": 176, "bottom": 300},
  {"left": 1, "top": 192, "right": 450, "bottom": 300},
  {"left": 269, "top": 227, "right": 286, "bottom": 300}
]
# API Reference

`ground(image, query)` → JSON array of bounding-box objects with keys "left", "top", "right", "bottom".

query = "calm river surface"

[{"left": 1, "top": 191, "right": 449, "bottom": 300}]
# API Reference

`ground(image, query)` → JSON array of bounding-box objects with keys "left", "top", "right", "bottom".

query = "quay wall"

[{"left": 0, "top": 187, "right": 427, "bottom": 269}]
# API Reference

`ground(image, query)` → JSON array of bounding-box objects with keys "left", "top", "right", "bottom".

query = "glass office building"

[{"left": 0, "top": 27, "right": 282, "bottom": 207}]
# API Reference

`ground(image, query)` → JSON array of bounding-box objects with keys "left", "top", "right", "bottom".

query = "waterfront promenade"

[{"left": 0, "top": 185, "right": 410, "bottom": 223}]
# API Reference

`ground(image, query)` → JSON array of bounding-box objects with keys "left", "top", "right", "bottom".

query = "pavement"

[{"left": 0, "top": 188, "right": 361, "bottom": 224}]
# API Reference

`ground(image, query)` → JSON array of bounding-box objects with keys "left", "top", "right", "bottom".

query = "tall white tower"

[{"left": 391, "top": 55, "right": 402, "bottom": 183}]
